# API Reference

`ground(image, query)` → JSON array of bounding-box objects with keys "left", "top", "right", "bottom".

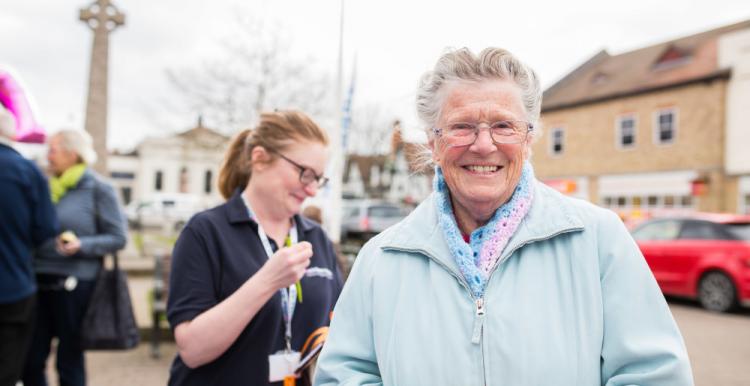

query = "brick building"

[{"left": 533, "top": 20, "right": 750, "bottom": 218}]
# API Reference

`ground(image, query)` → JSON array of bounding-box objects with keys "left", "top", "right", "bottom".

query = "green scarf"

[{"left": 50, "top": 163, "right": 87, "bottom": 203}]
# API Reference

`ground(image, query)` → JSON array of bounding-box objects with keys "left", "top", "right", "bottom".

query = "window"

[
  {"left": 120, "top": 187, "right": 132, "bottom": 205},
  {"left": 179, "top": 167, "right": 189, "bottom": 193},
  {"left": 655, "top": 109, "right": 676, "bottom": 144},
  {"left": 591, "top": 72, "right": 608, "bottom": 85},
  {"left": 653, "top": 46, "right": 692, "bottom": 71},
  {"left": 647, "top": 196, "right": 659, "bottom": 208},
  {"left": 744, "top": 194, "right": 750, "bottom": 215},
  {"left": 154, "top": 170, "right": 163, "bottom": 191},
  {"left": 727, "top": 223, "right": 750, "bottom": 241},
  {"left": 368, "top": 205, "right": 402, "bottom": 218},
  {"left": 679, "top": 221, "right": 726, "bottom": 240},
  {"left": 632, "top": 220, "right": 681, "bottom": 241},
  {"left": 110, "top": 171, "right": 135, "bottom": 180},
  {"left": 550, "top": 127, "right": 564, "bottom": 155},
  {"left": 204, "top": 170, "right": 213, "bottom": 194},
  {"left": 617, "top": 115, "right": 636, "bottom": 148},
  {"left": 343, "top": 206, "right": 360, "bottom": 219}
]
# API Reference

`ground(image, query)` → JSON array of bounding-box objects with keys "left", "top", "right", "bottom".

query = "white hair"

[
  {"left": 52, "top": 129, "right": 98, "bottom": 165},
  {"left": 0, "top": 106, "right": 16, "bottom": 140},
  {"left": 416, "top": 47, "right": 542, "bottom": 136},
  {"left": 412, "top": 47, "right": 544, "bottom": 169}
]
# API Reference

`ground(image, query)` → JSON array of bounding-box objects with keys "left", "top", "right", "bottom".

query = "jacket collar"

[
  {"left": 381, "top": 180, "right": 585, "bottom": 273},
  {"left": 225, "top": 190, "right": 315, "bottom": 233},
  {"left": 75, "top": 168, "right": 97, "bottom": 189}
]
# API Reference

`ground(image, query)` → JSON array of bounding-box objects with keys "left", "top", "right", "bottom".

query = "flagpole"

[{"left": 325, "top": 0, "right": 345, "bottom": 243}]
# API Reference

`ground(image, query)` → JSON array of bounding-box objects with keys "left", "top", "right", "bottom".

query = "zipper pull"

[{"left": 471, "top": 298, "right": 485, "bottom": 344}]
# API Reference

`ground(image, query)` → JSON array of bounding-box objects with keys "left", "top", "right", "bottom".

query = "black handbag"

[{"left": 80, "top": 253, "right": 140, "bottom": 350}]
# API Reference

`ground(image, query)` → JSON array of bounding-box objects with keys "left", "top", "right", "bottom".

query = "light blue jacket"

[{"left": 315, "top": 182, "right": 693, "bottom": 386}]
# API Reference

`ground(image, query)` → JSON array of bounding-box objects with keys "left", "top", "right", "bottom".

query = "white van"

[{"left": 125, "top": 193, "right": 204, "bottom": 231}]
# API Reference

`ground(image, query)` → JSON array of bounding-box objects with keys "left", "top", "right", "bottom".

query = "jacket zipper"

[
  {"left": 383, "top": 246, "right": 486, "bottom": 385},
  {"left": 382, "top": 226, "right": 582, "bottom": 386},
  {"left": 474, "top": 298, "right": 487, "bottom": 386}
]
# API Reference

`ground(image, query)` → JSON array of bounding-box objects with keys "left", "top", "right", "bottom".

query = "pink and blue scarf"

[{"left": 434, "top": 161, "right": 535, "bottom": 299}]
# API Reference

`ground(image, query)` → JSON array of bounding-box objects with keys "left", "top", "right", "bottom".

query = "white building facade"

[{"left": 108, "top": 121, "right": 229, "bottom": 207}]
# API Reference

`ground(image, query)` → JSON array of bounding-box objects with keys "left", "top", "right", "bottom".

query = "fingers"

[
  {"left": 285, "top": 243, "right": 312, "bottom": 281},
  {"left": 55, "top": 240, "right": 67, "bottom": 255},
  {"left": 261, "top": 241, "right": 314, "bottom": 289},
  {"left": 283, "top": 242, "right": 313, "bottom": 265},
  {"left": 55, "top": 238, "right": 81, "bottom": 256}
]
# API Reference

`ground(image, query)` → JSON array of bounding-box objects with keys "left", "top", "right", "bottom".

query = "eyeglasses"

[
  {"left": 432, "top": 120, "right": 534, "bottom": 147},
  {"left": 271, "top": 150, "right": 329, "bottom": 189}
]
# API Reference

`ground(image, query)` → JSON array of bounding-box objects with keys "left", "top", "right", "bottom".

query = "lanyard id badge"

[
  {"left": 260, "top": 225, "right": 301, "bottom": 383},
  {"left": 268, "top": 351, "right": 301, "bottom": 383},
  {"left": 242, "top": 196, "right": 302, "bottom": 383},
  {"left": 257, "top": 224, "right": 299, "bottom": 350}
]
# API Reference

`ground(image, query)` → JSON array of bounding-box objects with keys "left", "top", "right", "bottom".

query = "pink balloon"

[{"left": 0, "top": 68, "right": 45, "bottom": 143}]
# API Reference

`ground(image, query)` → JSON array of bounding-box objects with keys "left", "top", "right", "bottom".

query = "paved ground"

[
  {"left": 85, "top": 343, "right": 175, "bottom": 385},
  {"left": 33, "top": 300, "right": 745, "bottom": 386},
  {"left": 34, "top": 342, "right": 175, "bottom": 386},
  {"left": 670, "top": 299, "right": 750, "bottom": 386}
]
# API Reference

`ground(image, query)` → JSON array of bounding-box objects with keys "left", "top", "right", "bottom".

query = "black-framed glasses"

[
  {"left": 432, "top": 120, "right": 534, "bottom": 147},
  {"left": 272, "top": 150, "right": 329, "bottom": 189}
]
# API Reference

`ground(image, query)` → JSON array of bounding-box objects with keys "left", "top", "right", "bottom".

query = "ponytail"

[
  {"left": 218, "top": 129, "right": 252, "bottom": 200},
  {"left": 218, "top": 110, "right": 329, "bottom": 200}
]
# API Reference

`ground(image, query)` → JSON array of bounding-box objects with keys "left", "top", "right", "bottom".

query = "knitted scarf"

[
  {"left": 434, "top": 161, "right": 535, "bottom": 299},
  {"left": 50, "top": 163, "right": 87, "bottom": 203}
]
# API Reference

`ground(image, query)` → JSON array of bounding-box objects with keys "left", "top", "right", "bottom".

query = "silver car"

[{"left": 341, "top": 200, "right": 406, "bottom": 243}]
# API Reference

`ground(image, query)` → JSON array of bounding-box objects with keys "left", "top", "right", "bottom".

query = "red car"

[{"left": 631, "top": 213, "right": 750, "bottom": 312}]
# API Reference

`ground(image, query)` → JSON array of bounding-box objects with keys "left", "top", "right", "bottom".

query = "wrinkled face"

[
  {"left": 430, "top": 79, "right": 530, "bottom": 219},
  {"left": 47, "top": 135, "right": 80, "bottom": 176},
  {"left": 252, "top": 140, "right": 329, "bottom": 218}
]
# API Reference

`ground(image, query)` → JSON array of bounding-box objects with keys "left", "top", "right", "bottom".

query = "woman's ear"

[
  {"left": 429, "top": 137, "right": 440, "bottom": 163},
  {"left": 250, "top": 146, "right": 272, "bottom": 171},
  {"left": 522, "top": 141, "right": 532, "bottom": 161}
]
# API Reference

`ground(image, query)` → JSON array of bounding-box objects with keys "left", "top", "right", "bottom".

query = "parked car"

[
  {"left": 341, "top": 200, "right": 407, "bottom": 243},
  {"left": 631, "top": 213, "right": 750, "bottom": 312},
  {"left": 125, "top": 193, "right": 204, "bottom": 231}
]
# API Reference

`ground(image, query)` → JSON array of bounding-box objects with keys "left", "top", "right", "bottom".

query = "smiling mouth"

[{"left": 463, "top": 165, "right": 503, "bottom": 173}]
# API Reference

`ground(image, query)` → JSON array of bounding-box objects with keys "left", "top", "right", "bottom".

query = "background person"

[
  {"left": 22, "top": 129, "right": 127, "bottom": 386},
  {"left": 0, "top": 107, "right": 58, "bottom": 386},
  {"left": 167, "top": 110, "right": 343, "bottom": 385},
  {"left": 314, "top": 48, "right": 693, "bottom": 385}
]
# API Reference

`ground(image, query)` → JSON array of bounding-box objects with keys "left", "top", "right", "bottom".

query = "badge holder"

[{"left": 269, "top": 338, "right": 301, "bottom": 384}]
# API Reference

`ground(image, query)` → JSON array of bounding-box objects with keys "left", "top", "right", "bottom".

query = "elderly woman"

[
  {"left": 23, "top": 129, "right": 126, "bottom": 386},
  {"left": 314, "top": 48, "right": 693, "bottom": 385}
]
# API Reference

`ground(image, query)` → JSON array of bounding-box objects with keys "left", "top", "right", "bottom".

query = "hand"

[
  {"left": 56, "top": 236, "right": 81, "bottom": 256},
  {"left": 257, "top": 241, "right": 312, "bottom": 291}
]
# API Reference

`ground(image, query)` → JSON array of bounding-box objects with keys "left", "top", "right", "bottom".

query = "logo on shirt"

[{"left": 304, "top": 267, "right": 333, "bottom": 280}]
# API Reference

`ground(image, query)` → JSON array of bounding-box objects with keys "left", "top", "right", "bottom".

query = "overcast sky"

[{"left": 1, "top": 0, "right": 749, "bottom": 150}]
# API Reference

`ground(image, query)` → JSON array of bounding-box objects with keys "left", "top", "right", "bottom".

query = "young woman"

[{"left": 167, "top": 111, "right": 343, "bottom": 385}]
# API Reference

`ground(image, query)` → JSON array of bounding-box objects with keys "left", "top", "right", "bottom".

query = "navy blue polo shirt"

[{"left": 167, "top": 191, "right": 343, "bottom": 386}]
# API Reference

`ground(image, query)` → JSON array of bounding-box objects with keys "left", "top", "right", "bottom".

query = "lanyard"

[{"left": 242, "top": 195, "right": 299, "bottom": 351}]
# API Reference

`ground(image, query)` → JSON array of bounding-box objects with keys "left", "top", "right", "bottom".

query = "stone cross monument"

[{"left": 79, "top": 0, "right": 125, "bottom": 174}]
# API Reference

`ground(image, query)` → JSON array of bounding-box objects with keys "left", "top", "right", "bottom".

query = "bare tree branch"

[{"left": 166, "top": 15, "right": 332, "bottom": 132}]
